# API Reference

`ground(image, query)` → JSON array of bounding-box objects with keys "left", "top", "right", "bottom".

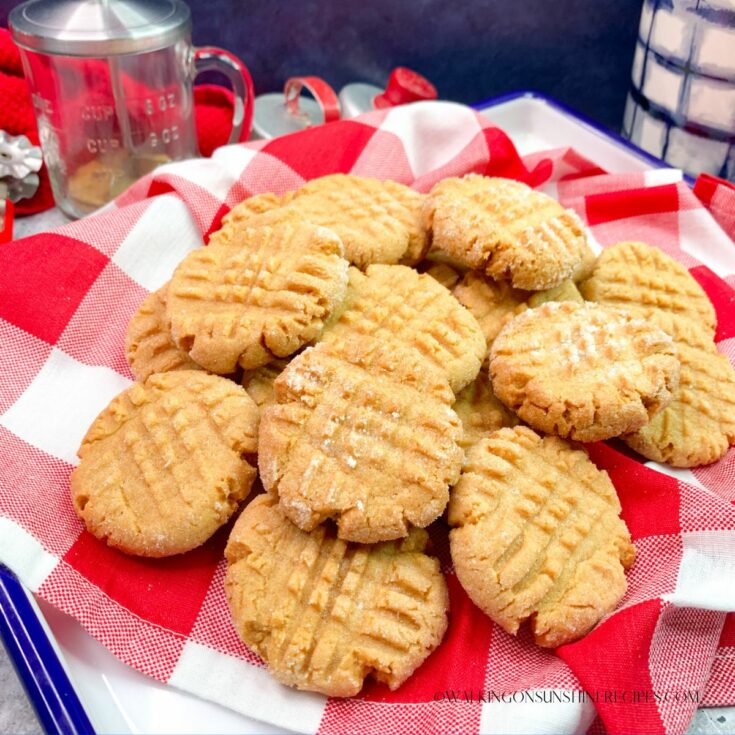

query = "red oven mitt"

[{"left": 0, "top": 28, "right": 238, "bottom": 215}]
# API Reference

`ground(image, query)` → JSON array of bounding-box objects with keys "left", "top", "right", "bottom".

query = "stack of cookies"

[{"left": 69, "top": 172, "right": 735, "bottom": 697}]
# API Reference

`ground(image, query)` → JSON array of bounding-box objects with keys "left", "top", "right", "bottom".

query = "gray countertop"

[{"left": 0, "top": 641, "right": 40, "bottom": 734}]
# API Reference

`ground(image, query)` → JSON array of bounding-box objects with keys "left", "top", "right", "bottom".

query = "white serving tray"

[{"left": 7, "top": 91, "right": 723, "bottom": 735}]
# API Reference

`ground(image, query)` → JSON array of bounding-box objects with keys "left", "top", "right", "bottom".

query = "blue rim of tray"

[
  {"left": 0, "top": 89, "right": 678, "bottom": 735},
  {"left": 0, "top": 565, "right": 95, "bottom": 734}
]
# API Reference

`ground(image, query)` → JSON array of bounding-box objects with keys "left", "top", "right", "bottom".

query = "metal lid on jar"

[{"left": 9, "top": 0, "right": 191, "bottom": 56}]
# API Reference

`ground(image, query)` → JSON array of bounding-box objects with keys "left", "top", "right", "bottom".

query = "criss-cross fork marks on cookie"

[
  {"left": 259, "top": 338, "right": 463, "bottom": 543},
  {"left": 225, "top": 496, "right": 448, "bottom": 697},
  {"left": 490, "top": 301, "right": 681, "bottom": 442},
  {"left": 125, "top": 284, "right": 203, "bottom": 381},
  {"left": 290, "top": 175, "right": 429, "bottom": 268},
  {"left": 320, "top": 264, "right": 486, "bottom": 393},
  {"left": 167, "top": 216, "right": 349, "bottom": 373},
  {"left": 448, "top": 426, "right": 635, "bottom": 648},
  {"left": 625, "top": 336, "right": 735, "bottom": 467},
  {"left": 580, "top": 241, "right": 717, "bottom": 334},
  {"left": 71, "top": 372, "right": 259, "bottom": 557},
  {"left": 581, "top": 241, "right": 735, "bottom": 466},
  {"left": 424, "top": 175, "right": 592, "bottom": 290}
]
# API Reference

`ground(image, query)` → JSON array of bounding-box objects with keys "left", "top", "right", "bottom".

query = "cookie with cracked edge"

[
  {"left": 258, "top": 337, "right": 464, "bottom": 543},
  {"left": 224, "top": 494, "right": 449, "bottom": 697},
  {"left": 167, "top": 211, "right": 349, "bottom": 373},
  {"left": 125, "top": 284, "right": 204, "bottom": 381},
  {"left": 319, "top": 264, "right": 486, "bottom": 393},
  {"left": 489, "top": 301, "right": 681, "bottom": 442},
  {"left": 290, "top": 174, "right": 429, "bottom": 268},
  {"left": 448, "top": 426, "right": 635, "bottom": 647},
  {"left": 70, "top": 371, "right": 259, "bottom": 557},
  {"left": 581, "top": 241, "right": 734, "bottom": 466},
  {"left": 623, "top": 320, "right": 735, "bottom": 467},
  {"left": 423, "top": 174, "right": 592, "bottom": 290}
]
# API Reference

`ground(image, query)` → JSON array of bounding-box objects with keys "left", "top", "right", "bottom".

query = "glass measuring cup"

[{"left": 10, "top": 0, "right": 254, "bottom": 218}]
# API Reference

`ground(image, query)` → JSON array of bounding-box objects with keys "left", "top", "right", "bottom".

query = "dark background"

[{"left": 0, "top": 0, "right": 643, "bottom": 131}]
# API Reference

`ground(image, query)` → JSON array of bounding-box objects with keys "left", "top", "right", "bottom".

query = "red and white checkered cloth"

[{"left": 0, "top": 102, "right": 733, "bottom": 735}]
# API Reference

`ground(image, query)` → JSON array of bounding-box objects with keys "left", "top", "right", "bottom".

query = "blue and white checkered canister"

[{"left": 623, "top": 0, "right": 734, "bottom": 181}]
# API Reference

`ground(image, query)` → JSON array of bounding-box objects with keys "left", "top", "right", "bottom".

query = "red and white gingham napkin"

[{"left": 0, "top": 102, "right": 733, "bottom": 735}]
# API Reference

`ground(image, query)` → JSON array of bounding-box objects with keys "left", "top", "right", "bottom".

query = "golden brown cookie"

[
  {"left": 448, "top": 426, "right": 635, "bottom": 647},
  {"left": 424, "top": 174, "right": 591, "bottom": 290},
  {"left": 70, "top": 371, "right": 259, "bottom": 557},
  {"left": 124, "top": 284, "right": 204, "bottom": 381},
  {"left": 167, "top": 212, "right": 349, "bottom": 373},
  {"left": 241, "top": 358, "right": 289, "bottom": 409},
  {"left": 208, "top": 192, "right": 296, "bottom": 247},
  {"left": 580, "top": 241, "right": 734, "bottom": 466},
  {"left": 259, "top": 337, "right": 463, "bottom": 543},
  {"left": 289, "top": 174, "right": 428, "bottom": 268},
  {"left": 319, "top": 264, "right": 486, "bottom": 393},
  {"left": 489, "top": 302, "right": 681, "bottom": 442},
  {"left": 225, "top": 494, "right": 448, "bottom": 697},
  {"left": 452, "top": 370, "right": 518, "bottom": 451},
  {"left": 452, "top": 271, "right": 528, "bottom": 348},
  {"left": 624, "top": 336, "right": 735, "bottom": 467},
  {"left": 579, "top": 241, "right": 717, "bottom": 335}
]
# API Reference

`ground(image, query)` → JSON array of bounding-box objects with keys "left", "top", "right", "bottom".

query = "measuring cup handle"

[{"left": 193, "top": 47, "right": 255, "bottom": 144}]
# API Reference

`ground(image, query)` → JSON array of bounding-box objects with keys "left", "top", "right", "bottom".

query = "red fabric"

[
  {"left": 0, "top": 232, "right": 108, "bottom": 341},
  {"left": 694, "top": 173, "right": 735, "bottom": 241},
  {"left": 194, "top": 84, "right": 238, "bottom": 157},
  {"left": 0, "top": 105, "right": 734, "bottom": 735},
  {"left": 0, "top": 29, "right": 238, "bottom": 214},
  {"left": 64, "top": 528, "right": 228, "bottom": 634}
]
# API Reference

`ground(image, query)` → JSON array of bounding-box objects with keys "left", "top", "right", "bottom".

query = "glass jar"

[{"left": 10, "top": 0, "right": 254, "bottom": 218}]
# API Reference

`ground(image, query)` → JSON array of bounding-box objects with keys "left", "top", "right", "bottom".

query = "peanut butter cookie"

[
  {"left": 208, "top": 192, "right": 295, "bottom": 248},
  {"left": 526, "top": 279, "right": 584, "bottom": 308},
  {"left": 167, "top": 212, "right": 349, "bottom": 373},
  {"left": 289, "top": 174, "right": 429, "bottom": 268},
  {"left": 579, "top": 241, "right": 716, "bottom": 334},
  {"left": 259, "top": 337, "right": 463, "bottom": 543},
  {"left": 125, "top": 284, "right": 203, "bottom": 381},
  {"left": 449, "top": 426, "right": 635, "bottom": 647},
  {"left": 581, "top": 242, "right": 734, "bottom": 466},
  {"left": 418, "top": 261, "right": 462, "bottom": 290},
  {"left": 225, "top": 494, "right": 448, "bottom": 697},
  {"left": 624, "top": 324, "right": 735, "bottom": 467},
  {"left": 490, "top": 302, "right": 681, "bottom": 442},
  {"left": 320, "top": 264, "right": 486, "bottom": 393},
  {"left": 70, "top": 371, "right": 259, "bottom": 557},
  {"left": 424, "top": 174, "right": 591, "bottom": 290}
]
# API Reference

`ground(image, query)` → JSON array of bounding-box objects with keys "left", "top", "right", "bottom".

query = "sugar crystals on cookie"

[{"left": 490, "top": 301, "right": 680, "bottom": 442}]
